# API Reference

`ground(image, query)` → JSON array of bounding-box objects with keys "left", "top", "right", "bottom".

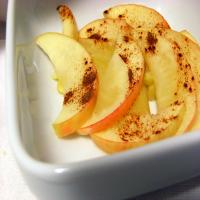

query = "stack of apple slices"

[
  {"left": 79, "top": 19, "right": 145, "bottom": 134},
  {"left": 36, "top": 4, "right": 200, "bottom": 153}
]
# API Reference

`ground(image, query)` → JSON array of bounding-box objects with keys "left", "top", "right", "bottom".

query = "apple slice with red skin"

[
  {"left": 78, "top": 19, "right": 145, "bottom": 134},
  {"left": 91, "top": 103, "right": 184, "bottom": 154},
  {"left": 36, "top": 33, "right": 98, "bottom": 137}
]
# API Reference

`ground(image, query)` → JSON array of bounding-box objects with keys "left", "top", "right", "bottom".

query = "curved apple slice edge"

[
  {"left": 91, "top": 103, "right": 185, "bottom": 154},
  {"left": 103, "top": 4, "right": 170, "bottom": 29},
  {"left": 57, "top": 4, "right": 78, "bottom": 39},
  {"left": 78, "top": 20, "right": 145, "bottom": 134},
  {"left": 36, "top": 33, "right": 98, "bottom": 137},
  {"left": 78, "top": 70, "right": 144, "bottom": 135},
  {"left": 53, "top": 88, "right": 98, "bottom": 137}
]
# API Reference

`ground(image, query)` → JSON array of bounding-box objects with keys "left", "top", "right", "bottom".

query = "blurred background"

[
  {"left": 0, "top": 0, "right": 7, "bottom": 39},
  {"left": 0, "top": 0, "right": 7, "bottom": 20}
]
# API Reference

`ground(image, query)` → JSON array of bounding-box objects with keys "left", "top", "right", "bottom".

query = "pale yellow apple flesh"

[
  {"left": 144, "top": 70, "right": 156, "bottom": 101},
  {"left": 79, "top": 38, "right": 115, "bottom": 69},
  {"left": 57, "top": 5, "right": 78, "bottom": 40},
  {"left": 103, "top": 4, "right": 170, "bottom": 30},
  {"left": 137, "top": 30, "right": 196, "bottom": 134},
  {"left": 36, "top": 33, "right": 98, "bottom": 137},
  {"left": 52, "top": 5, "right": 79, "bottom": 94},
  {"left": 161, "top": 30, "right": 200, "bottom": 131},
  {"left": 141, "top": 30, "right": 199, "bottom": 102}
]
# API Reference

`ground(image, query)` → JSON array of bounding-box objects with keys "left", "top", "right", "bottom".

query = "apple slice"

[
  {"left": 57, "top": 5, "right": 78, "bottom": 39},
  {"left": 36, "top": 33, "right": 98, "bottom": 137},
  {"left": 91, "top": 88, "right": 184, "bottom": 153},
  {"left": 160, "top": 29, "right": 200, "bottom": 130},
  {"left": 78, "top": 19, "right": 145, "bottom": 134},
  {"left": 79, "top": 18, "right": 132, "bottom": 41},
  {"left": 143, "top": 30, "right": 199, "bottom": 102},
  {"left": 55, "top": 5, "right": 79, "bottom": 94},
  {"left": 140, "top": 29, "right": 199, "bottom": 103},
  {"left": 103, "top": 4, "right": 170, "bottom": 30}
]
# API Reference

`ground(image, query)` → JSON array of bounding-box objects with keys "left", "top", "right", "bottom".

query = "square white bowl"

[{"left": 6, "top": 0, "right": 200, "bottom": 199}]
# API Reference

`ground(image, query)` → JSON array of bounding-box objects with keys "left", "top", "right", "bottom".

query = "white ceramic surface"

[{"left": 6, "top": 0, "right": 200, "bottom": 200}]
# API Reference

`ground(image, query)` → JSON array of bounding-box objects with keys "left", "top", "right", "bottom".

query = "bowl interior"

[{"left": 15, "top": 0, "right": 200, "bottom": 164}]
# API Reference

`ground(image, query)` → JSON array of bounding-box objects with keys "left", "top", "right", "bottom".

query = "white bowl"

[{"left": 6, "top": 0, "right": 200, "bottom": 199}]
